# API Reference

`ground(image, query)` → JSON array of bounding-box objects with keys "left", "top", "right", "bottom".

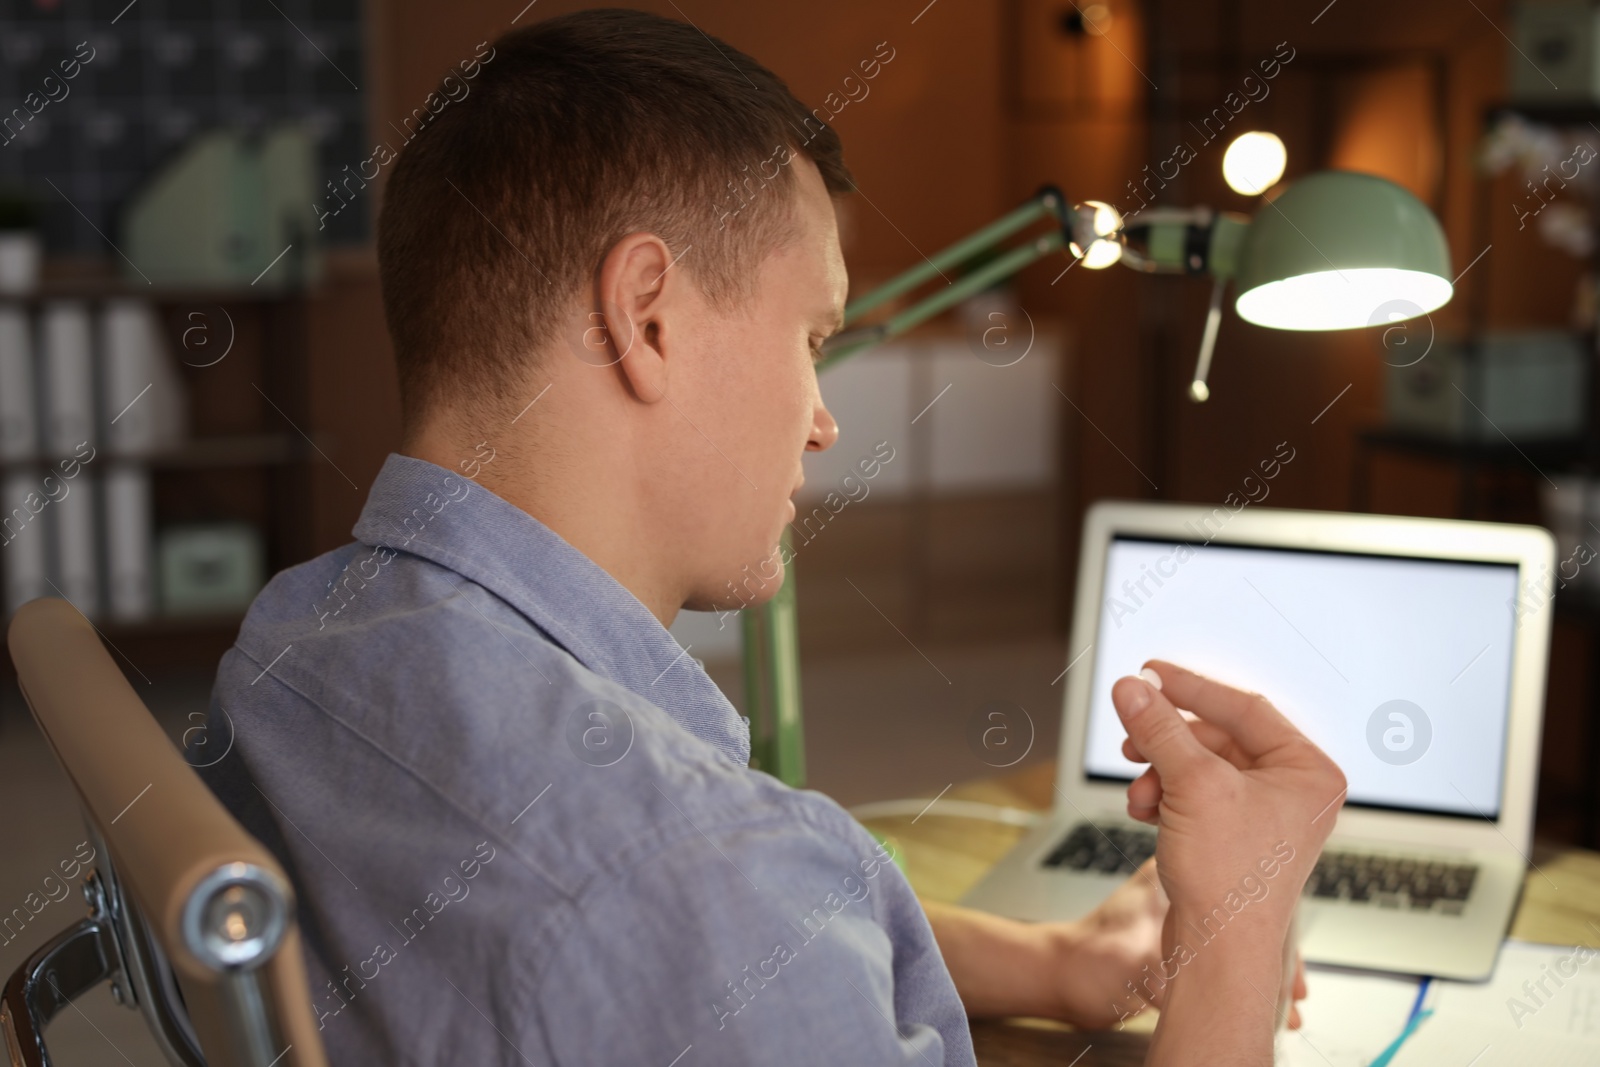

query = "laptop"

[{"left": 962, "top": 500, "right": 1554, "bottom": 980}]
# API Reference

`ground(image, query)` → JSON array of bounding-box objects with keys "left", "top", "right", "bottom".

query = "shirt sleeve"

[{"left": 529, "top": 805, "right": 972, "bottom": 1066}]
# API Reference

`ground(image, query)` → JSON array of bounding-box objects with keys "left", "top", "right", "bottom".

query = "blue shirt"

[{"left": 198, "top": 452, "right": 976, "bottom": 1066}]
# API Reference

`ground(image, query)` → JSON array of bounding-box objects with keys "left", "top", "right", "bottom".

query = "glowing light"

[
  {"left": 1071, "top": 199, "right": 1124, "bottom": 270},
  {"left": 1222, "top": 131, "right": 1288, "bottom": 196},
  {"left": 1234, "top": 268, "right": 1453, "bottom": 331}
]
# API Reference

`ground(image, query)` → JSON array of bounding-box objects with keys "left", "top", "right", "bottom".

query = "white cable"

[{"left": 848, "top": 798, "right": 1042, "bottom": 828}]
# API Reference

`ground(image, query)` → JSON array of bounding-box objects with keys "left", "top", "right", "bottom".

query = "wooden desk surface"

[{"left": 857, "top": 761, "right": 1600, "bottom": 1066}]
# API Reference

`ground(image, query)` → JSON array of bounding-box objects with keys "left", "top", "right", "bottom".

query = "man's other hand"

[{"left": 1111, "top": 661, "right": 1345, "bottom": 1064}]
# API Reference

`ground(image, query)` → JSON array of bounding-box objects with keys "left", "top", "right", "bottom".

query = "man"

[{"left": 200, "top": 9, "right": 1345, "bottom": 1064}]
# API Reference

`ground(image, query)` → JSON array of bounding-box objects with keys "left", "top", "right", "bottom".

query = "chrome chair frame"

[
  {"left": 4, "top": 597, "right": 316, "bottom": 1067},
  {"left": 2, "top": 823, "right": 297, "bottom": 1067}
]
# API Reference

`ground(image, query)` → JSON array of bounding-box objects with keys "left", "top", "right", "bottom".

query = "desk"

[{"left": 859, "top": 761, "right": 1600, "bottom": 1067}]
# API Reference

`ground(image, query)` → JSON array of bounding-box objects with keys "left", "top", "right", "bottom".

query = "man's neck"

[{"left": 401, "top": 399, "right": 686, "bottom": 630}]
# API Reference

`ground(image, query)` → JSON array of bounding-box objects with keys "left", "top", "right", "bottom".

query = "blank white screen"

[{"left": 1081, "top": 537, "right": 1519, "bottom": 818}]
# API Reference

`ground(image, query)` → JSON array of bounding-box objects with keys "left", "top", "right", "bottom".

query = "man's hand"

[
  {"left": 923, "top": 858, "right": 1311, "bottom": 1031},
  {"left": 1112, "top": 661, "right": 1345, "bottom": 1066},
  {"left": 922, "top": 874, "right": 1170, "bottom": 1028},
  {"left": 1051, "top": 857, "right": 1167, "bottom": 1028},
  {"left": 926, "top": 859, "right": 1170, "bottom": 1031}
]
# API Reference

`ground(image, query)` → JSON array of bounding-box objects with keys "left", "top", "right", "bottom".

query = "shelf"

[
  {"left": 0, "top": 255, "right": 321, "bottom": 680},
  {"left": 91, "top": 612, "right": 248, "bottom": 637},
  {"left": 1357, "top": 426, "right": 1589, "bottom": 467},
  {"left": 0, "top": 610, "right": 246, "bottom": 635},
  {"left": 0, "top": 257, "right": 318, "bottom": 304},
  {"left": 4, "top": 282, "right": 313, "bottom": 305},
  {"left": 0, "top": 609, "right": 249, "bottom": 681},
  {"left": 1, "top": 434, "right": 308, "bottom": 471},
  {"left": 1486, "top": 101, "right": 1600, "bottom": 128},
  {"left": 148, "top": 434, "right": 308, "bottom": 470}
]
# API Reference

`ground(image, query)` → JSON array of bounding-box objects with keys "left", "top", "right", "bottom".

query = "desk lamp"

[{"left": 741, "top": 167, "right": 1453, "bottom": 785}]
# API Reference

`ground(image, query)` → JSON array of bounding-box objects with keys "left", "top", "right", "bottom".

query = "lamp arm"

[
  {"left": 841, "top": 186, "right": 1068, "bottom": 322},
  {"left": 818, "top": 230, "right": 1066, "bottom": 368},
  {"left": 817, "top": 186, "right": 1072, "bottom": 369},
  {"left": 1120, "top": 209, "right": 1249, "bottom": 276},
  {"left": 1189, "top": 275, "right": 1228, "bottom": 403}
]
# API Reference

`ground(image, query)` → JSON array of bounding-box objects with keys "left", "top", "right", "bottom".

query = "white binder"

[
  {"left": 104, "top": 463, "right": 154, "bottom": 621},
  {"left": 52, "top": 469, "right": 100, "bottom": 617},
  {"left": 41, "top": 300, "right": 95, "bottom": 458},
  {"left": 0, "top": 303, "right": 35, "bottom": 461},
  {"left": 1, "top": 471, "right": 49, "bottom": 615},
  {"left": 100, "top": 299, "right": 186, "bottom": 456}
]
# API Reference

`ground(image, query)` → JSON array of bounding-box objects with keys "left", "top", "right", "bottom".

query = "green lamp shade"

[{"left": 1233, "top": 171, "right": 1453, "bottom": 331}]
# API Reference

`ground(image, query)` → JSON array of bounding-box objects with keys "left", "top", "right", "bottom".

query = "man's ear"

[{"left": 594, "top": 231, "right": 677, "bottom": 403}]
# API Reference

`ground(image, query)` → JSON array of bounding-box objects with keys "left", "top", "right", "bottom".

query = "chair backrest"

[{"left": 3, "top": 598, "right": 328, "bottom": 1067}]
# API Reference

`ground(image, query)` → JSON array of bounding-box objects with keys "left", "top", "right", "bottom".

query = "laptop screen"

[{"left": 1081, "top": 535, "right": 1521, "bottom": 819}]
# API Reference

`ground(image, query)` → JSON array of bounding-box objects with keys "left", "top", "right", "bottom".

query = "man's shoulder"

[
  {"left": 198, "top": 549, "right": 967, "bottom": 1066},
  {"left": 224, "top": 539, "right": 609, "bottom": 768},
  {"left": 211, "top": 542, "right": 869, "bottom": 895},
  {"left": 230, "top": 539, "right": 480, "bottom": 666}
]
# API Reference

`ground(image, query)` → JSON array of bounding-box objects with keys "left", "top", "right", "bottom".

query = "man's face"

[{"left": 662, "top": 155, "right": 844, "bottom": 613}]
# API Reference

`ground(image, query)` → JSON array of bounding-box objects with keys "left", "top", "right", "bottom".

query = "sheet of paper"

[
  {"left": 1388, "top": 1022, "right": 1594, "bottom": 1066},
  {"left": 1434, "top": 940, "right": 1599, "bottom": 1040},
  {"left": 1389, "top": 940, "right": 1600, "bottom": 1066},
  {"left": 1276, "top": 964, "right": 1421, "bottom": 1067}
]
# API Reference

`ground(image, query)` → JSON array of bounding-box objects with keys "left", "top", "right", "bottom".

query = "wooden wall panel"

[
  {"left": 372, "top": 0, "right": 1007, "bottom": 285},
  {"left": 314, "top": 0, "right": 1556, "bottom": 541}
]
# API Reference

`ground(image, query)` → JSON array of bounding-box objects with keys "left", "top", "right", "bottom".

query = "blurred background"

[{"left": 3, "top": 0, "right": 1600, "bottom": 1056}]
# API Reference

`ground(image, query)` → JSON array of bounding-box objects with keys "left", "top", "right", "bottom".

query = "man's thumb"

[{"left": 1111, "top": 670, "right": 1207, "bottom": 778}]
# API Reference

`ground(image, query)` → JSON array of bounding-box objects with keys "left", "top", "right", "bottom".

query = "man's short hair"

[{"left": 376, "top": 7, "right": 854, "bottom": 431}]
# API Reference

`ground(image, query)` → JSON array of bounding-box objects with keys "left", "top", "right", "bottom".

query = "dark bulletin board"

[{"left": 0, "top": 0, "right": 368, "bottom": 253}]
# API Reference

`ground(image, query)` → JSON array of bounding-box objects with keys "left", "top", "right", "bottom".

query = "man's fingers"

[
  {"left": 1111, "top": 673, "right": 1212, "bottom": 780},
  {"left": 1142, "top": 660, "right": 1305, "bottom": 760},
  {"left": 1122, "top": 718, "right": 1243, "bottom": 766},
  {"left": 1128, "top": 766, "right": 1162, "bottom": 818}
]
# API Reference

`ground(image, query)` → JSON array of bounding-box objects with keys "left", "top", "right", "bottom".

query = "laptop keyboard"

[
  {"left": 1040, "top": 823, "right": 1157, "bottom": 873},
  {"left": 1040, "top": 823, "right": 1478, "bottom": 916},
  {"left": 1307, "top": 849, "right": 1477, "bottom": 915}
]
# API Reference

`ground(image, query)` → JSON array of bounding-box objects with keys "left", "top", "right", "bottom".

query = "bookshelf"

[{"left": 0, "top": 259, "right": 320, "bottom": 681}]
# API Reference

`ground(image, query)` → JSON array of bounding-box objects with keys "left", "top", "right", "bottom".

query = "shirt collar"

[{"left": 351, "top": 453, "right": 751, "bottom": 766}]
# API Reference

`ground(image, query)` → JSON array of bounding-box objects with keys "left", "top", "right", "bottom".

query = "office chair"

[{"left": 2, "top": 598, "right": 328, "bottom": 1067}]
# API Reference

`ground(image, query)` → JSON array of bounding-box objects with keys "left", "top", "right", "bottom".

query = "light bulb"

[
  {"left": 1081, "top": 3, "right": 1113, "bottom": 35},
  {"left": 1222, "top": 132, "right": 1287, "bottom": 196},
  {"left": 1070, "top": 199, "right": 1124, "bottom": 270},
  {"left": 1235, "top": 268, "right": 1452, "bottom": 331}
]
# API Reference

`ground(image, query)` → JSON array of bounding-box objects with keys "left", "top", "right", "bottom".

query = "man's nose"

[{"left": 808, "top": 400, "right": 839, "bottom": 452}]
